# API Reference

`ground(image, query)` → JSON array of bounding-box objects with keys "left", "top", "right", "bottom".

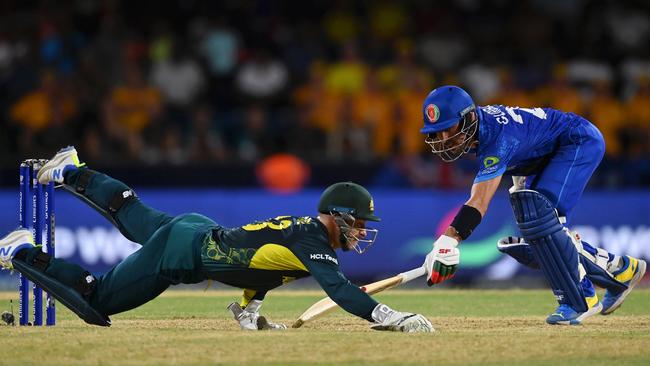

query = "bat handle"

[{"left": 400, "top": 267, "right": 426, "bottom": 283}]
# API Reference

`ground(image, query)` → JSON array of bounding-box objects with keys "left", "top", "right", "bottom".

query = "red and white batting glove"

[{"left": 424, "top": 235, "right": 460, "bottom": 286}]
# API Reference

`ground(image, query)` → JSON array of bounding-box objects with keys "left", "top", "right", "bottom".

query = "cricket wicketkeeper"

[{"left": 0, "top": 146, "right": 432, "bottom": 332}]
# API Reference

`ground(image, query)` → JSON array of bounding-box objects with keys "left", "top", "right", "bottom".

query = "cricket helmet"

[
  {"left": 420, "top": 85, "right": 479, "bottom": 162},
  {"left": 420, "top": 85, "right": 475, "bottom": 134},
  {"left": 318, "top": 182, "right": 380, "bottom": 222},
  {"left": 318, "top": 182, "right": 380, "bottom": 253}
]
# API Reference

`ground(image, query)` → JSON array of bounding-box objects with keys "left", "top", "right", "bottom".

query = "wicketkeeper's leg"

[{"left": 64, "top": 168, "right": 173, "bottom": 244}]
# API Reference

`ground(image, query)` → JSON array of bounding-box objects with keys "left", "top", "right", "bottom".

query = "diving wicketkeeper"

[{"left": 0, "top": 146, "right": 433, "bottom": 333}]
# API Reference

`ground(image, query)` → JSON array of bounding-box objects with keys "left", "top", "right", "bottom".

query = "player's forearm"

[
  {"left": 444, "top": 176, "right": 501, "bottom": 242},
  {"left": 466, "top": 175, "right": 502, "bottom": 215},
  {"left": 327, "top": 283, "right": 378, "bottom": 321}
]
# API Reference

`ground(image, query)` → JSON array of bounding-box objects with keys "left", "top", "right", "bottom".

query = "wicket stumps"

[{"left": 18, "top": 159, "right": 56, "bottom": 326}]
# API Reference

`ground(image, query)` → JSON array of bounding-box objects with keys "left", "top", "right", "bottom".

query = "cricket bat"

[{"left": 291, "top": 266, "right": 426, "bottom": 328}]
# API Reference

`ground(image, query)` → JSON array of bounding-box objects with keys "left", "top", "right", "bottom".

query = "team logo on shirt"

[
  {"left": 483, "top": 156, "right": 500, "bottom": 168},
  {"left": 426, "top": 104, "right": 440, "bottom": 123},
  {"left": 310, "top": 253, "right": 339, "bottom": 265}
]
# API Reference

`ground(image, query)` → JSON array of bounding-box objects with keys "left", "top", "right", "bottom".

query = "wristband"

[{"left": 450, "top": 205, "right": 482, "bottom": 240}]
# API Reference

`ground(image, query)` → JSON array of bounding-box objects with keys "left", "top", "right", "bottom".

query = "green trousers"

[{"left": 32, "top": 169, "right": 215, "bottom": 316}]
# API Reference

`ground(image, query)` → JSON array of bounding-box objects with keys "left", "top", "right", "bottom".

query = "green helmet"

[{"left": 318, "top": 182, "right": 380, "bottom": 222}]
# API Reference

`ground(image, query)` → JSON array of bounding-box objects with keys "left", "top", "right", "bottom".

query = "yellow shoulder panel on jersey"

[{"left": 249, "top": 244, "right": 308, "bottom": 271}]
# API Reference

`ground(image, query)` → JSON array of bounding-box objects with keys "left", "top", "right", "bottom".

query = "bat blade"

[{"left": 291, "top": 266, "right": 425, "bottom": 328}]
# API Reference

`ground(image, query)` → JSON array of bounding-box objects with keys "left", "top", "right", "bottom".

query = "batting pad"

[
  {"left": 12, "top": 258, "right": 111, "bottom": 326},
  {"left": 509, "top": 190, "right": 587, "bottom": 312}
]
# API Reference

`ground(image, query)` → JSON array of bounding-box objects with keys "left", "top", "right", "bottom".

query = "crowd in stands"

[{"left": 1, "top": 0, "right": 649, "bottom": 188}]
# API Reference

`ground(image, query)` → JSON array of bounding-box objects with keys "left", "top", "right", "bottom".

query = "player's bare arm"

[
  {"left": 466, "top": 174, "right": 502, "bottom": 217},
  {"left": 442, "top": 175, "right": 502, "bottom": 242}
]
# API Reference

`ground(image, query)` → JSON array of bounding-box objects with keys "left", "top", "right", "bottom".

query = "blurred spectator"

[
  {"left": 293, "top": 62, "right": 343, "bottom": 155},
  {"left": 352, "top": 70, "right": 393, "bottom": 157},
  {"left": 369, "top": 1, "right": 408, "bottom": 41},
  {"left": 0, "top": 0, "right": 647, "bottom": 189},
  {"left": 285, "top": 106, "right": 326, "bottom": 161},
  {"left": 322, "top": 2, "right": 359, "bottom": 44},
  {"left": 325, "top": 42, "right": 367, "bottom": 95},
  {"left": 187, "top": 104, "right": 228, "bottom": 162},
  {"left": 199, "top": 18, "right": 240, "bottom": 76},
  {"left": 537, "top": 64, "right": 585, "bottom": 115},
  {"left": 10, "top": 71, "right": 78, "bottom": 156},
  {"left": 80, "top": 127, "right": 104, "bottom": 164},
  {"left": 487, "top": 69, "right": 535, "bottom": 107},
  {"left": 622, "top": 77, "right": 650, "bottom": 158},
  {"left": 151, "top": 42, "right": 205, "bottom": 109},
  {"left": 587, "top": 81, "right": 626, "bottom": 157},
  {"left": 104, "top": 63, "right": 162, "bottom": 160},
  {"left": 237, "top": 105, "right": 272, "bottom": 162},
  {"left": 395, "top": 70, "right": 430, "bottom": 157},
  {"left": 460, "top": 64, "right": 500, "bottom": 104},
  {"left": 151, "top": 40, "right": 205, "bottom": 131},
  {"left": 335, "top": 95, "right": 372, "bottom": 161},
  {"left": 235, "top": 47, "right": 288, "bottom": 104}
]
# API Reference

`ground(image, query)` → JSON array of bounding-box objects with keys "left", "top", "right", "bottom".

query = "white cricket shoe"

[
  {"left": 0, "top": 229, "right": 34, "bottom": 270},
  {"left": 37, "top": 146, "right": 85, "bottom": 184}
]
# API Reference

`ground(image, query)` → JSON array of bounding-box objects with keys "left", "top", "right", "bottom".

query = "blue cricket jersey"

[{"left": 474, "top": 105, "right": 585, "bottom": 183}]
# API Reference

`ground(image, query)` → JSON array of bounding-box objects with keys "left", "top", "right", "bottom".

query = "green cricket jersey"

[{"left": 201, "top": 215, "right": 377, "bottom": 321}]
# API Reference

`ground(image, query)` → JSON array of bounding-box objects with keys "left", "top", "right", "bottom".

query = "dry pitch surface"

[{"left": 0, "top": 289, "right": 649, "bottom": 366}]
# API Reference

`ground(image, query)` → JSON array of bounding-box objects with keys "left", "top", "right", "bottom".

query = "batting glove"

[
  {"left": 370, "top": 304, "right": 434, "bottom": 333},
  {"left": 227, "top": 300, "right": 287, "bottom": 331},
  {"left": 424, "top": 235, "right": 460, "bottom": 286}
]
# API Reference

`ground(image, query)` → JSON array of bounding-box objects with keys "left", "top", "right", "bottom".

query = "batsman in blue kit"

[
  {"left": 0, "top": 147, "right": 432, "bottom": 332},
  {"left": 420, "top": 85, "right": 646, "bottom": 325}
]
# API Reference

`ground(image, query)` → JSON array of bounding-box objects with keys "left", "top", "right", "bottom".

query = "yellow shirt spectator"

[
  {"left": 293, "top": 62, "right": 344, "bottom": 134},
  {"left": 627, "top": 84, "right": 650, "bottom": 128},
  {"left": 11, "top": 90, "right": 77, "bottom": 132},
  {"left": 108, "top": 85, "right": 161, "bottom": 133},
  {"left": 396, "top": 88, "right": 428, "bottom": 156},
  {"left": 589, "top": 89, "right": 626, "bottom": 157},
  {"left": 352, "top": 81, "right": 394, "bottom": 157}
]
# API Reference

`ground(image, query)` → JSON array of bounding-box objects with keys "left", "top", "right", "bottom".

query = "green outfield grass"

[{"left": 0, "top": 289, "right": 649, "bottom": 366}]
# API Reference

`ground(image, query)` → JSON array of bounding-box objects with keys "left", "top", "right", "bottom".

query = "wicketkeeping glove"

[
  {"left": 424, "top": 235, "right": 460, "bottom": 286},
  {"left": 227, "top": 300, "right": 287, "bottom": 331},
  {"left": 370, "top": 304, "right": 434, "bottom": 333}
]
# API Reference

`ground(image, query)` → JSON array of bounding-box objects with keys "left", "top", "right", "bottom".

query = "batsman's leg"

[
  {"left": 509, "top": 189, "right": 601, "bottom": 325},
  {"left": 519, "top": 122, "right": 646, "bottom": 314}
]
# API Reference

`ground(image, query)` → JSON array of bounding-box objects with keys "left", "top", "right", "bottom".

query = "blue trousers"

[
  {"left": 526, "top": 117, "right": 611, "bottom": 261},
  {"left": 527, "top": 116, "right": 605, "bottom": 222}
]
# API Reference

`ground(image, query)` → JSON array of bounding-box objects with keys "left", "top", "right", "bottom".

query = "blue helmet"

[{"left": 420, "top": 85, "right": 476, "bottom": 134}]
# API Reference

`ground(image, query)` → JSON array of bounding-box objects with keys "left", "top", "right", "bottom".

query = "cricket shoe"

[
  {"left": 0, "top": 229, "right": 34, "bottom": 270},
  {"left": 601, "top": 256, "right": 647, "bottom": 315},
  {"left": 37, "top": 146, "right": 85, "bottom": 184},
  {"left": 546, "top": 294, "right": 602, "bottom": 325}
]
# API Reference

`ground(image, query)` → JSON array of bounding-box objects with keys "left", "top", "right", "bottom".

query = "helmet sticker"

[
  {"left": 426, "top": 104, "right": 440, "bottom": 123},
  {"left": 369, "top": 199, "right": 374, "bottom": 212}
]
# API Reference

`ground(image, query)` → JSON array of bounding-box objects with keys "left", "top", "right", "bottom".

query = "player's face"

[
  {"left": 425, "top": 111, "right": 479, "bottom": 162},
  {"left": 427, "top": 123, "right": 465, "bottom": 156},
  {"left": 335, "top": 214, "right": 378, "bottom": 253},
  {"left": 347, "top": 220, "right": 367, "bottom": 245}
]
